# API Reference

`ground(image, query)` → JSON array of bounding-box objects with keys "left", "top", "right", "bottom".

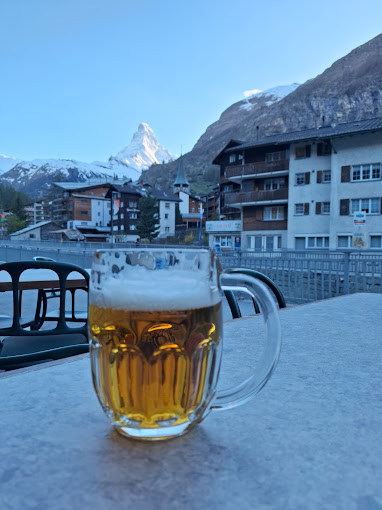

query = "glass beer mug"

[{"left": 89, "top": 248, "right": 281, "bottom": 440}]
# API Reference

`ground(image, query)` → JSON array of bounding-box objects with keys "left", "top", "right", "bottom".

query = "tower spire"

[{"left": 173, "top": 152, "right": 190, "bottom": 194}]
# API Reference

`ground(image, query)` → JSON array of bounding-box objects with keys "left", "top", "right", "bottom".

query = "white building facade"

[
  {"left": 215, "top": 118, "right": 382, "bottom": 251},
  {"left": 287, "top": 130, "right": 382, "bottom": 250},
  {"left": 157, "top": 199, "right": 176, "bottom": 237}
]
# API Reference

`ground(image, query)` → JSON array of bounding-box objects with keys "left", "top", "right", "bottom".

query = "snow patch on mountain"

[{"left": 240, "top": 83, "right": 300, "bottom": 111}]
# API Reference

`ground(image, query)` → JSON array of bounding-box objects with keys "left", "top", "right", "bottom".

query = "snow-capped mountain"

[
  {"left": 109, "top": 122, "right": 174, "bottom": 170},
  {"left": 0, "top": 123, "right": 174, "bottom": 195}
]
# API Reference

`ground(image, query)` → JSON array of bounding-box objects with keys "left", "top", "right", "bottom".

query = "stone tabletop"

[{"left": 0, "top": 293, "right": 381, "bottom": 510}]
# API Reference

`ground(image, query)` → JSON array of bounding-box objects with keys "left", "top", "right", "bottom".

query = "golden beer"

[{"left": 89, "top": 301, "right": 222, "bottom": 435}]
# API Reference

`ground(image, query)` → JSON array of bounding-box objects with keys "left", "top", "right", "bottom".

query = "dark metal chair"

[
  {"left": 0, "top": 261, "right": 89, "bottom": 371},
  {"left": 224, "top": 267, "right": 286, "bottom": 318}
]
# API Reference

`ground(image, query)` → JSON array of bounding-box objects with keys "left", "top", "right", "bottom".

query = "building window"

[
  {"left": 165, "top": 202, "right": 170, "bottom": 209},
  {"left": 165, "top": 213, "right": 168, "bottom": 219},
  {"left": 165, "top": 227, "right": 170, "bottom": 232},
  {"left": 263, "top": 206, "right": 284, "bottom": 221},
  {"left": 295, "top": 173, "right": 305, "bottom": 185},
  {"left": 295, "top": 203, "right": 304, "bottom": 215},
  {"left": 307, "top": 236, "right": 329, "bottom": 249},
  {"left": 322, "top": 202, "right": 330, "bottom": 214},
  {"left": 238, "top": 153, "right": 243, "bottom": 161},
  {"left": 214, "top": 235, "right": 232, "bottom": 248},
  {"left": 295, "top": 145, "right": 311, "bottom": 159},
  {"left": 29, "top": 233, "right": 36, "bottom": 239},
  {"left": 263, "top": 178, "right": 285, "bottom": 190},
  {"left": 229, "top": 155, "right": 236, "bottom": 163},
  {"left": 322, "top": 170, "right": 331, "bottom": 183},
  {"left": 80, "top": 211, "right": 88, "bottom": 216},
  {"left": 370, "top": 235, "right": 382, "bottom": 248},
  {"left": 129, "top": 225, "right": 136, "bottom": 230},
  {"left": 265, "top": 150, "right": 287, "bottom": 162},
  {"left": 98, "top": 212, "right": 101, "bottom": 216},
  {"left": 351, "top": 198, "right": 380, "bottom": 214},
  {"left": 352, "top": 163, "right": 381, "bottom": 182},
  {"left": 317, "top": 140, "right": 331, "bottom": 156},
  {"left": 338, "top": 235, "right": 352, "bottom": 248},
  {"left": 129, "top": 212, "right": 137, "bottom": 219},
  {"left": 129, "top": 201, "right": 137, "bottom": 208},
  {"left": 81, "top": 199, "right": 87, "bottom": 204}
]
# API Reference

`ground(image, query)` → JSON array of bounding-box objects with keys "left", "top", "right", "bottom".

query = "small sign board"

[
  {"left": 354, "top": 211, "right": 366, "bottom": 226},
  {"left": 352, "top": 233, "right": 365, "bottom": 248},
  {"left": 206, "top": 220, "right": 242, "bottom": 232}
]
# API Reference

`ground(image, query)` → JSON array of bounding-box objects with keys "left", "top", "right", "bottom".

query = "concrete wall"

[{"left": 287, "top": 142, "right": 331, "bottom": 248}]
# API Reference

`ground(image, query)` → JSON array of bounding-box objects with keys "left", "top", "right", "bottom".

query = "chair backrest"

[
  {"left": 224, "top": 267, "right": 286, "bottom": 318},
  {"left": 0, "top": 261, "right": 89, "bottom": 338}
]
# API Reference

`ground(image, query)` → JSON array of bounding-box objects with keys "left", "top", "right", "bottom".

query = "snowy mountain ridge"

[{"left": 0, "top": 123, "right": 175, "bottom": 194}]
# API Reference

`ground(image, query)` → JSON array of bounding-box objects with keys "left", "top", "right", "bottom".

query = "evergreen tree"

[
  {"left": 7, "top": 214, "right": 27, "bottom": 234},
  {"left": 135, "top": 193, "right": 160, "bottom": 242},
  {"left": 11, "top": 193, "right": 28, "bottom": 221},
  {"left": 175, "top": 203, "right": 183, "bottom": 226}
]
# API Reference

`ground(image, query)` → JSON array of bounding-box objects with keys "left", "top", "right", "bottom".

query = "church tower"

[{"left": 173, "top": 154, "right": 190, "bottom": 195}]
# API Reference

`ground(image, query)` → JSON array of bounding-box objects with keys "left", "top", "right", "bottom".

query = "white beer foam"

[{"left": 90, "top": 266, "right": 221, "bottom": 311}]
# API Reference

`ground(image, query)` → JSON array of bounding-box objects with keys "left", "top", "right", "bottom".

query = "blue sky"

[{"left": 1, "top": 0, "right": 381, "bottom": 163}]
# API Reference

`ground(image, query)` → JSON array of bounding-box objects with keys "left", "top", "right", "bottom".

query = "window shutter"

[
  {"left": 317, "top": 143, "right": 323, "bottom": 156},
  {"left": 317, "top": 171, "right": 322, "bottom": 183},
  {"left": 256, "top": 207, "right": 263, "bottom": 220},
  {"left": 305, "top": 172, "right": 310, "bottom": 184},
  {"left": 316, "top": 202, "right": 322, "bottom": 214},
  {"left": 306, "top": 145, "right": 311, "bottom": 157},
  {"left": 341, "top": 166, "right": 350, "bottom": 182},
  {"left": 304, "top": 203, "right": 309, "bottom": 215},
  {"left": 340, "top": 199, "right": 349, "bottom": 216}
]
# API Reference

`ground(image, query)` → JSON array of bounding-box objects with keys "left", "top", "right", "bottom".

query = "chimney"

[{"left": 256, "top": 125, "right": 260, "bottom": 141}]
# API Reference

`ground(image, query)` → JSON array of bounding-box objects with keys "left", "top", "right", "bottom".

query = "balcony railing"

[
  {"left": 224, "top": 187, "right": 288, "bottom": 205},
  {"left": 226, "top": 159, "right": 289, "bottom": 179}
]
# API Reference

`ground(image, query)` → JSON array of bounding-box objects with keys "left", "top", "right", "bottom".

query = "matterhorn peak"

[{"left": 111, "top": 123, "right": 174, "bottom": 172}]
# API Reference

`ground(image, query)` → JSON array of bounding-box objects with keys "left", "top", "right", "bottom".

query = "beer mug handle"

[{"left": 210, "top": 273, "right": 282, "bottom": 412}]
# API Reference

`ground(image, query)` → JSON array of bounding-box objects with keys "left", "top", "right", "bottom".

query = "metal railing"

[
  {"left": 0, "top": 241, "right": 381, "bottom": 303},
  {"left": 218, "top": 249, "right": 382, "bottom": 303}
]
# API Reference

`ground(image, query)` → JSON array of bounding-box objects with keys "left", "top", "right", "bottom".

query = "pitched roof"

[
  {"left": 54, "top": 182, "right": 111, "bottom": 191},
  {"left": 226, "top": 117, "right": 382, "bottom": 152},
  {"left": 107, "top": 183, "right": 179, "bottom": 202},
  {"left": 10, "top": 221, "right": 58, "bottom": 236}
]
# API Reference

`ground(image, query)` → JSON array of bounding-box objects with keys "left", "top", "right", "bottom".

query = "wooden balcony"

[
  {"left": 226, "top": 159, "right": 289, "bottom": 179},
  {"left": 224, "top": 187, "right": 288, "bottom": 206}
]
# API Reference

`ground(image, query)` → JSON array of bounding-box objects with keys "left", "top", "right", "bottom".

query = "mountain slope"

[{"left": 141, "top": 33, "right": 382, "bottom": 192}]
